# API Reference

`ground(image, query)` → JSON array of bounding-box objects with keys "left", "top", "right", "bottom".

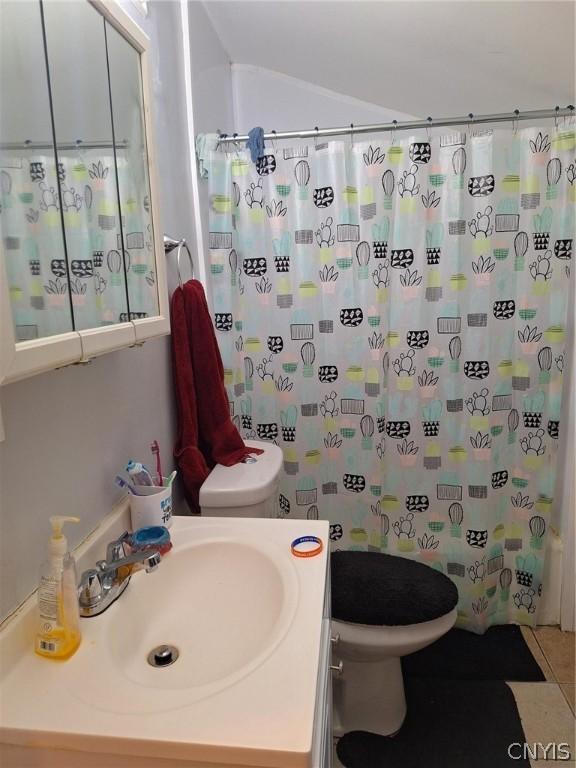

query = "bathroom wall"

[
  {"left": 185, "top": 1, "right": 235, "bottom": 298},
  {"left": 188, "top": 4, "right": 234, "bottom": 137},
  {"left": 231, "top": 64, "right": 418, "bottom": 136},
  {"left": 555, "top": 272, "right": 575, "bottom": 631},
  {"left": 205, "top": 1, "right": 575, "bottom": 117},
  {"left": 0, "top": 0, "right": 202, "bottom": 622}
]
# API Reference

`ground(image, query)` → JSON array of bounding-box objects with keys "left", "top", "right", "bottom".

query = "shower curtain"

[{"left": 206, "top": 126, "right": 574, "bottom": 632}]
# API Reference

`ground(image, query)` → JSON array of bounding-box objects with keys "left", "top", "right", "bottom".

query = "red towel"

[{"left": 171, "top": 279, "right": 262, "bottom": 512}]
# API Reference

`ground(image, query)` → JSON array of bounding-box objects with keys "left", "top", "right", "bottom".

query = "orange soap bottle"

[{"left": 34, "top": 516, "right": 82, "bottom": 661}]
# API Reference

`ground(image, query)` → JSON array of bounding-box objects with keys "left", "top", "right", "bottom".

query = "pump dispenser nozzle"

[{"left": 48, "top": 516, "right": 80, "bottom": 557}]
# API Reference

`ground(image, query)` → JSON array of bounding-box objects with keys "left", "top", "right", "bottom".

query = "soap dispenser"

[{"left": 35, "top": 516, "right": 82, "bottom": 660}]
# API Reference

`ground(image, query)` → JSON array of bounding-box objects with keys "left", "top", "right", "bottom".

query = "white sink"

[
  {"left": 95, "top": 533, "right": 298, "bottom": 712},
  {"left": 0, "top": 511, "right": 329, "bottom": 767}
]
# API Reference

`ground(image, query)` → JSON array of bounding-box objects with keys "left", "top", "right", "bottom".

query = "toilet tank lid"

[{"left": 199, "top": 440, "right": 283, "bottom": 508}]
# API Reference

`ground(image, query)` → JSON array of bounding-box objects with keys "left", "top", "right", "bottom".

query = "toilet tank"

[{"left": 199, "top": 440, "right": 283, "bottom": 518}]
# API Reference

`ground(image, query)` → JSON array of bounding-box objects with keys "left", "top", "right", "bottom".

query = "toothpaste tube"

[{"left": 126, "top": 460, "right": 154, "bottom": 486}]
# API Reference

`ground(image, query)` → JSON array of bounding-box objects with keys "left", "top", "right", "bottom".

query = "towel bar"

[{"left": 164, "top": 234, "right": 194, "bottom": 288}]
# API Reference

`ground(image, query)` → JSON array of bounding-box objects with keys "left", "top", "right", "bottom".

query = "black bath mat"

[
  {"left": 336, "top": 678, "right": 529, "bottom": 768},
  {"left": 402, "top": 625, "right": 545, "bottom": 681}
]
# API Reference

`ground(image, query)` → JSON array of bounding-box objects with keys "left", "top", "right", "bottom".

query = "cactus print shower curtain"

[{"left": 206, "top": 126, "right": 574, "bottom": 632}]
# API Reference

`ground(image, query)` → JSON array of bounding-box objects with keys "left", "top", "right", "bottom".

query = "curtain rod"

[
  {"left": 217, "top": 106, "right": 575, "bottom": 144},
  {"left": 0, "top": 140, "right": 129, "bottom": 151}
]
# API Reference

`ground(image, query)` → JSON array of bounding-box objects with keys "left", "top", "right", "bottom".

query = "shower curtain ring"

[
  {"left": 467, "top": 113, "right": 474, "bottom": 135},
  {"left": 271, "top": 129, "right": 278, "bottom": 153},
  {"left": 391, "top": 120, "right": 398, "bottom": 146},
  {"left": 426, "top": 116, "right": 433, "bottom": 142},
  {"left": 231, "top": 133, "right": 241, "bottom": 158},
  {"left": 569, "top": 104, "right": 576, "bottom": 126},
  {"left": 554, "top": 106, "right": 560, "bottom": 130},
  {"left": 512, "top": 109, "right": 520, "bottom": 135},
  {"left": 314, "top": 126, "right": 319, "bottom": 150},
  {"left": 350, "top": 123, "right": 354, "bottom": 149}
]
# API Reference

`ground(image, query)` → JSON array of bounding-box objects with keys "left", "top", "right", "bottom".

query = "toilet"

[
  {"left": 331, "top": 551, "right": 458, "bottom": 737},
  {"left": 199, "top": 446, "right": 458, "bottom": 738},
  {"left": 199, "top": 440, "right": 284, "bottom": 517}
]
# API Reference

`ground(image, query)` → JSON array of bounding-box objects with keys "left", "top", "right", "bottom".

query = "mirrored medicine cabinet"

[{"left": 0, "top": 0, "right": 168, "bottom": 384}]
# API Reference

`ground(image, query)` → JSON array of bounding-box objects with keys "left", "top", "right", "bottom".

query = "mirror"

[
  {"left": 41, "top": 0, "right": 130, "bottom": 330},
  {"left": 105, "top": 18, "right": 159, "bottom": 320},
  {"left": 1, "top": 0, "right": 161, "bottom": 356},
  {"left": 0, "top": 0, "right": 74, "bottom": 341}
]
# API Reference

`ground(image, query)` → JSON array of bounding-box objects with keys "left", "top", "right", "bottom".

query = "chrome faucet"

[{"left": 78, "top": 532, "right": 161, "bottom": 617}]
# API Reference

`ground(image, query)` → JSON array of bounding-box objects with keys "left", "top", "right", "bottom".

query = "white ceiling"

[{"left": 203, "top": 0, "right": 575, "bottom": 118}]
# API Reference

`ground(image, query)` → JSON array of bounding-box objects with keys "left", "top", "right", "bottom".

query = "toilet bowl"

[
  {"left": 331, "top": 551, "right": 458, "bottom": 737},
  {"left": 199, "top": 440, "right": 283, "bottom": 517},
  {"left": 332, "top": 609, "right": 457, "bottom": 736}
]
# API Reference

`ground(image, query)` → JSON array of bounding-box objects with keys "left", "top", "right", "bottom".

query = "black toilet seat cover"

[{"left": 331, "top": 551, "right": 459, "bottom": 626}]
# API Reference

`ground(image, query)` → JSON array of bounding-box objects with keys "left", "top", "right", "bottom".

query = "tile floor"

[
  {"left": 333, "top": 625, "right": 575, "bottom": 767},
  {"left": 518, "top": 626, "right": 575, "bottom": 767}
]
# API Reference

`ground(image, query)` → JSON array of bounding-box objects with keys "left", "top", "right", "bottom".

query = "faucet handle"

[
  {"left": 78, "top": 568, "right": 102, "bottom": 609},
  {"left": 78, "top": 548, "right": 161, "bottom": 617},
  {"left": 106, "top": 531, "right": 130, "bottom": 564}
]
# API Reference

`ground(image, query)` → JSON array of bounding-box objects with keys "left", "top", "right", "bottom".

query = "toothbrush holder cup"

[{"left": 129, "top": 476, "right": 174, "bottom": 531}]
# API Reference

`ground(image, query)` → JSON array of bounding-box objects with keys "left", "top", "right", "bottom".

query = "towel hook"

[{"left": 164, "top": 234, "right": 194, "bottom": 288}]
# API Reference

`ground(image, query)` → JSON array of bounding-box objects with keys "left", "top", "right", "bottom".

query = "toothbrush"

[
  {"left": 166, "top": 470, "right": 177, "bottom": 486},
  {"left": 150, "top": 440, "right": 163, "bottom": 485},
  {"left": 114, "top": 475, "right": 140, "bottom": 495}
]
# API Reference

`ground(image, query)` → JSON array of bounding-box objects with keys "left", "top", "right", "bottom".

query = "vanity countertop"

[{"left": 0, "top": 512, "right": 330, "bottom": 768}]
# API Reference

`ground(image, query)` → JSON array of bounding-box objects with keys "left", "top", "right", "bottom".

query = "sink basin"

[
  {"left": 111, "top": 539, "right": 294, "bottom": 690},
  {"left": 73, "top": 527, "right": 299, "bottom": 714},
  {"left": 0, "top": 513, "right": 328, "bottom": 767}
]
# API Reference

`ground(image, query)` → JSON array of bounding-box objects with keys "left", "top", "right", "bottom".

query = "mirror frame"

[{"left": 0, "top": 0, "right": 168, "bottom": 385}]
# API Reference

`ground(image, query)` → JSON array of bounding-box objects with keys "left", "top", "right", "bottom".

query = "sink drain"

[{"left": 147, "top": 644, "right": 179, "bottom": 668}]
